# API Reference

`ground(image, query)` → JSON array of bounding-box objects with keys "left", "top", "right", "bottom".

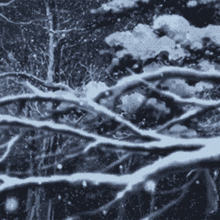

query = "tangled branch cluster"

[{"left": 0, "top": 65, "right": 219, "bottom": 219}]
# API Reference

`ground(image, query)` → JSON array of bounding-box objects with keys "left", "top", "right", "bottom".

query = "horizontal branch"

[
  {"left": 93, "top": 67, "right": 220, "bottom": 117},
  {"left": 49, "top": 27, "right": 86, "bottom": 34},
  {"left": 144, "top": 66, "right": 220, "bottom": 82},
  {"left": 0, "top": 92, "right": 78, "bottom": 107},
  {"left": 157, "top": 108, "right": 201, "bottom": 132},
  {"left": 0, "top": 172, "right": 129, "bottom": 192},
  {"left": 0, "top": 114, "right": 213, "bottom": 155},
  {"left": 0, "top": 142, "right": 219, "bottom": 214},
  {"left": 0, "top": 114, "right": 99, "bottom": 141},
  {"left": 131, "top": 140, "right": 220, "bottom": 188},
  {"left": 3, "top": 68, "right": 217, "bottom": 144},
  {"left": 145, "top": 81, "right": 220, "bottom": 106},
  {"left": 0, "top": 87, "right": 162, "bottom": 141},
  {"left": 0, "top": 72, "right": 73, "bottom": 91},
  {"left": 111, "top": 66, "right": 220, "bottom": 98}
]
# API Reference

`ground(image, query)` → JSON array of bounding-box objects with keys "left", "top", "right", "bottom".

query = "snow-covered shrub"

[
  {"left": 82, "top": 81, "right": 109, "bottom": 99},
  {"left": 105, "top": 23, "right": 186, "bottom": 62},
  {"left": 153, "top": 14, "right": 220, "bottom": 47}
]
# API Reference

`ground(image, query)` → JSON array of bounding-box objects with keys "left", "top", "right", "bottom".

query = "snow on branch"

[
  {"left": 0, "top": 92, "right": 79, "bottom": 107},
  {"left": 132, "top": 142, "right": 220, "bottom": 184},
  {"left": 0, "top": 141, "right": 217, "bottom": 215},
  {"left": 0, "top": 172, "right": 129, "bottom": 192},
  {"left": 157, "top": 108, "right": 201, "bottom": 132},
  {"left": 102, "top": 14, "right": 220, "bottom": 64},
  {"left": 49, "top": 27, "right": 86, "bottom": 34},
  {"left": 91, "top": 0, "right": 150, "bottom": 14},
  {"left": 127, "top": 66, "right": 220, "bottom": 84},
  {"left": 104, "top": 24, "right": 185, "bottom": 62},
  {"left": 101, "top": 66, "right": 220, "bottom": 106},
  {"left": 0, "top": 114, "right": 102, "bottom": 140},
  {"left": 0, "top": 83, "right": 163, "bottom": 140},
  {"left": 187, "top": 0, "right": 219, "bottom": 8},
  {"left": 91, "top": 0, "right": 219, "bottom": 14},
  {"left": 143, "top": 80, "right": 220, "bottom": 106},
  {"left": 0, "top": 114, "right": 206, "bottom": 154},
  {"left": 153, "top": 14, "right": 220, "bottom": 47},
  {"left": 0, "top": 67, "right": 220, "bottom": 155}
]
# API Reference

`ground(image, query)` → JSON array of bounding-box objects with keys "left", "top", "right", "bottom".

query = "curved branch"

[
  {"left": 131, "top": 141, "right": 220, "bottom": 189},
  {"left": 107, "top": 66, "right": 220, "bottom": 101},
  {"left": 0, "top": 0, "right": 14, "bottom": 7},
  {"left": 0, "top": 114, "right": 210, "bottom": 154},
  {"left": 142, "top": 190, "right": 186, "bottom": 220},
  {"left": 0, "top": 72, "right": 73, "bottom": 91},
  {"left": 144, "top": 81, "right": 219, "bottom": 106},
  {"left": 0, "top": 134, "right": 23, "bottom": 163},
  {"left": 0, "top": 13, "right": 34, "bottom": 25}
]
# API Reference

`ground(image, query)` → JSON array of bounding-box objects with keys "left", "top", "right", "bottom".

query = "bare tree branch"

[
  {"left": 142, "top": 190, "right": 186, "bottom": 220},
  {"left": 0, "top": 134, "right": 22, "bottom": 163},
  {"left": 0, "top": 0, "right": 14, "bottom": 7},
  {"left": 0, "top": 13, "right": 35, "bottom": 25}
]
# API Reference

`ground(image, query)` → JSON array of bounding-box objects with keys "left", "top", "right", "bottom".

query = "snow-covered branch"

[
  {"left": 0, "top": 172, "right": 128, "bottom": 192},
  {"left": 0, "top": 140, "right": 218, "bottom": 217},
  {"left": 0, "top": 114, "right": 206, "bottom": 154},
  {"left": 0, "top": 1, "right": 219, "bottom": 219}
]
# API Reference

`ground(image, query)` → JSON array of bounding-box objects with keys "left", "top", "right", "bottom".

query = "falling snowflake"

[
  {"left": 82, "top": 180, "right": 87, "bottom": 187},
  {"left": 4, "top": 197, "right": 19, "bottom": 213},
  {"left": 57, "top": 164, "right": 63, "bottom": 169}
]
